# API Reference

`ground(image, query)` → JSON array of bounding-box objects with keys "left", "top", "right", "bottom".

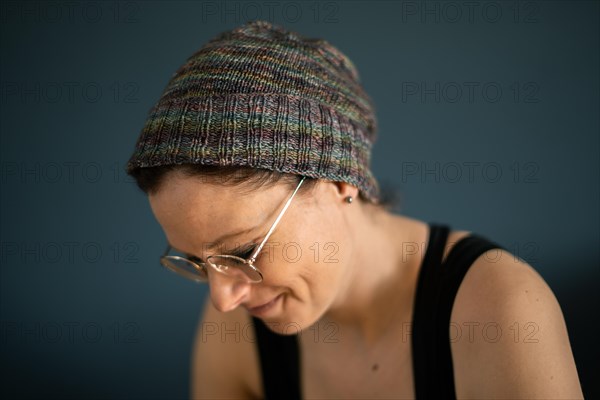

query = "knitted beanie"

[{"left": 126, "top": 20, "right": 381, "bottom": 204}]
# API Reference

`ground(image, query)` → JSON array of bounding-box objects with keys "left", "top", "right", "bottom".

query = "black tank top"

[{"left": 251, "top": 223, "right": 506, "bottom": 399}]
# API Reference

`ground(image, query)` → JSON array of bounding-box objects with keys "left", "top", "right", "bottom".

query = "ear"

[{"left": 330, "top": 181, "right": 360, "bottom": 202}]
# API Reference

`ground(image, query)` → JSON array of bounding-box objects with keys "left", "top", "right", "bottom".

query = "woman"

[{"left": 126, "top": 20, "right": 583, "bottom": 399}]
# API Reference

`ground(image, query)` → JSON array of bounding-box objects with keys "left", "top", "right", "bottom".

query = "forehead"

[{"left": 148, "top": 172, "right": 285, "bottom": 251}]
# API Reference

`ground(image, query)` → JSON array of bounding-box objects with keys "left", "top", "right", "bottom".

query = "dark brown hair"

[{"left": 128, "top": 164, "right": 400, "bottom": 211}]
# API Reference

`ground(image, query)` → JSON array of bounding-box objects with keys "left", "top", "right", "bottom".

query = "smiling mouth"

[{"left": 244, "top": 294, "right": 283, "bottom": 316}]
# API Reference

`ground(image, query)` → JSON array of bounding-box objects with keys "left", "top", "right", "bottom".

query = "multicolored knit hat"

[{"left": 126, "top": 20, "right": 381, "bottom": 204}]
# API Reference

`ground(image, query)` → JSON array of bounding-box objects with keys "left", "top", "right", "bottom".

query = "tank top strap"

[
  {"left": 411, "top": 222, "right": 452, "bottom": 399},
  {"left": 412, "top": 224, "right": 506, "bottom": 399},
  {"left": 251, "top": 316, "right": 302, "bottom": 400}
]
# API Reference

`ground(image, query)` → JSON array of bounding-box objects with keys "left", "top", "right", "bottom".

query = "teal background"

[{"left": 1, "top": 1, "right": 598, "bottom": 398}]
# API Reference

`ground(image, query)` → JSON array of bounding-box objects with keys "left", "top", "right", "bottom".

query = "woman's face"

[{"left": 148, "top": 171, "right": 357, "bottom": 334}]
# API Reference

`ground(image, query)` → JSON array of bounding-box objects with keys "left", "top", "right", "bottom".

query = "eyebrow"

[
  {"left": 170, "top": 224, "right": 260, "bottom": 259},
  {"left": 210, "top": 225, "right": 258, "bottom": 249},
  {"left": 213, "top": 198, "right": 284, "bottom": 248}
]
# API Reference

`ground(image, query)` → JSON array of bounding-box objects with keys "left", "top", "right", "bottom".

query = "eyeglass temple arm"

[{"left": 249, "top": 176, "right": 305, "bottom": 263}]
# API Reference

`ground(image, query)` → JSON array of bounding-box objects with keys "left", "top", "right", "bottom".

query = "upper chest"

[{"left": 299, "top": 318, "right": 416, "bottom": 399}]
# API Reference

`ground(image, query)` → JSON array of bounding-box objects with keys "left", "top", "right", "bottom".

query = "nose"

[{"left": 207, "top": 269, "right": 251, "bottom": 313}]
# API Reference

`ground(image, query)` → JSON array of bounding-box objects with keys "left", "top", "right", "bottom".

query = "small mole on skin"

[
  {"left": 525, "top": 290, "right": 529, "bottom": 293},
  {"left": 536, "top": 298, "right": 539, "bottom": 302},
  {"left": 372, "top": 364, "right": 379, "bottom": 371},
  {"left": 550, "top": 376, "right": 554, "bottom": 380}
]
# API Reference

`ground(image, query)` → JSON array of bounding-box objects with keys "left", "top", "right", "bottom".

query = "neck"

[{"left": 322, "top": 208, "right": 423, "bottom": 348}]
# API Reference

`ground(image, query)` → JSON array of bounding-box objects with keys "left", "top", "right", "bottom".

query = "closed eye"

[
  {"left": 232, "top": 244, "right": 258, "bottom": 259},
  {"left": 186, "top": 244, "right": 258, "bottom": 261},
  {"left": 186, "top": 255, "right": 205, "bottom": 264}
]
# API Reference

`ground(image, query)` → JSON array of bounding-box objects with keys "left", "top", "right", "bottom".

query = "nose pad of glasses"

[
  {"left": 207, "top": 255, "right": 263, "bottom": 283},
  {"left": 206, "top": 262, "right": 255, "bottom": 284},
  {"left": 215, "top": 266, "right": 246, "bottom": 280}
]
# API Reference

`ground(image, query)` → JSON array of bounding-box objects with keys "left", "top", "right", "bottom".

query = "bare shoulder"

[
  {"left": 449, "top": 245, "right": 584, "bottom": 399},
  {"left": 190, "top": 297, "right": 263, "bottom": 400}
]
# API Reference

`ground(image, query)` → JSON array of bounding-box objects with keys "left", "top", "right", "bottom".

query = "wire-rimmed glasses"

[{"left": 159, "top": 176, "right": 306, "bottom": 284}]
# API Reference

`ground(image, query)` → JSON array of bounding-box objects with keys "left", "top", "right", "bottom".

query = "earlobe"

[{"left": 332, "top": 181, "right": 359, "bottom": 203}]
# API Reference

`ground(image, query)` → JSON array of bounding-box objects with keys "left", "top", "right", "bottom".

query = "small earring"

[{"left": 345, "top": 196, "right": 353, "bottom": 204}]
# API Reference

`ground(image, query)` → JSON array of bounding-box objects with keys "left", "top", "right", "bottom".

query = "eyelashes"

[
  {"left": 186, "top": 243, "right": 259, "bottom": 261},
  {"left": 186, "top": 254, "right": 204, "bottom": 264},
  {"left": 232, "top": 244, "right": 258, "bottom": 259}
]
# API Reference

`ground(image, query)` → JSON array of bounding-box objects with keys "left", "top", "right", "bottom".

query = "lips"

[{"left": 244, "top": 294, "right": 283, "bottom": 316}]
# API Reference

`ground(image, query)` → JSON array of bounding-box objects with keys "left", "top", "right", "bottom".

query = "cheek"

[
  {"left": 260, "top": 215, "right": 349, "bottom": 283},
  {"left": 260, "top": 223, "right": 351, "bottom": 309}
]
